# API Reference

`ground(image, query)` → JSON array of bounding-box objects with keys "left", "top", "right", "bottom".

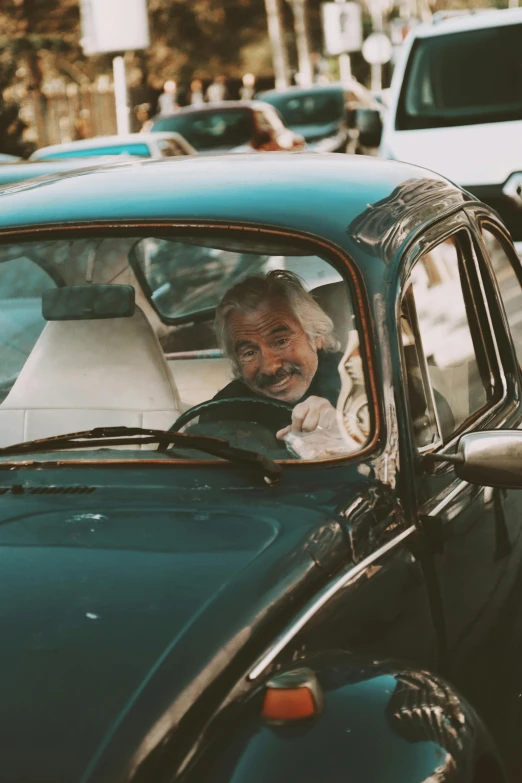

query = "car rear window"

[
  {"left": 397, "top": 23, "right": 522, "bottom": 130},
  {"left": 152, "top": 110, "right": 254, "bottom": 151},
  {"left": 262, "top": 91, "right": 345, "bottom": 126}
]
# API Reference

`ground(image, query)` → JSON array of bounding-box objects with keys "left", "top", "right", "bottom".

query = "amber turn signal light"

[{"left": 262, "top": 667, "right": 323, "bottom": 724}]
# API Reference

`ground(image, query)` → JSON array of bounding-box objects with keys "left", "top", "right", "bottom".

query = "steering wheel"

[{"left": 170, "top": 396, "right": 294, "bottom": 432}]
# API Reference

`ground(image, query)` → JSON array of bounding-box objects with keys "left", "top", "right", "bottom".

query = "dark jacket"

[{"left": 200, "top": 350, "right": 343, "bottom": 433}]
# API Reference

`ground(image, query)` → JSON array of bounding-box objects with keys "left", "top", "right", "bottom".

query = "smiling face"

[{"left": 227, "top": 298, "right": 322, "bottom": 402}]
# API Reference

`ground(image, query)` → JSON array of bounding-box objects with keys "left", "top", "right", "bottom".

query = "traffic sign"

[
  {"left": 80, "top": 0, "right": 150, "bottom": 55},
  {"left": 322, "top": 2, "right": 363, "bottom": 55},
  {"left": 361, "top": 32, "right": 393, "bottom": 64}
]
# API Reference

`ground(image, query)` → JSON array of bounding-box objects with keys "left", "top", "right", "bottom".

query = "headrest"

[
  {"left": 2, "top": 306, "right": 181, "bottom": 411},
  {"left": 312, "top": 281, "right": 355, "bottom": 352}
]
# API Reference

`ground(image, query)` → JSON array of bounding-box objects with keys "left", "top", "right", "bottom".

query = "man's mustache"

[{"left": 255, "top": 363, "right": 301, "bottom": 389}]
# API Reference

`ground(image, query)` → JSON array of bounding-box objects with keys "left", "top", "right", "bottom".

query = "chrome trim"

[
  {"left": 424, "top": 479, "right": 469, "bottom": 519},
  {"left": 248, "top": 524, "right": 416, "bottom": 681}
]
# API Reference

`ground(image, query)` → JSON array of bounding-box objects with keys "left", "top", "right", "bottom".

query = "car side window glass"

[
  {"left": 157, "top": 139, "right": 185, "bottom": 157},
  {"left": 481, "top": 226, "right": 522, "bottom": 365},
  {"left": 0, "top": 257, "right": 56, "bottom": 402},
  {"left": 402, "top": 236, "right": 495, "bottom": 446}
]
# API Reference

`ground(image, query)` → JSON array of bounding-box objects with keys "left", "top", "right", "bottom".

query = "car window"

[
  {"left": 157, "top": 139, "right": 187, "bottom": 157},
  {"left": 38, "top": 144, "right": 151, "bottom": 159},
  {"left": 481, "top": 226, "right": 522, "bottom": 365},
  {"left": 263, "top": 89, "right": 344, "bottom": 126},
  {"left": 397, "top": 23, "right": 522, "bottom": 130},
  {"left": 262, "top": 91, "right": 345, "bottom": 125},
  {"left": 152, "top": 110, "right": 254, "bottom": 151},
  {"left": 401, "top": 235, "right": 497, "bottom": 448},
  {"left": 0, "top": 257, "right": 57, "bottom": 402},
  {"left": 0, "top": 235, "right": 370, "bottom": 463},
  {"left": 132, "top": 237, "right": 344, "bottom": 322}
]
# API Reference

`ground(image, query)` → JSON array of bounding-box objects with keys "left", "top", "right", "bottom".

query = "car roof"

[
  {"left": 30, "top": 132, "right": 187, "bottom": 159},
  {"left": 410, "top": 6, "right": 522, "bottom": 38},
  {"left": 0, "top": 154, "right": 471, "bottom": 266}
]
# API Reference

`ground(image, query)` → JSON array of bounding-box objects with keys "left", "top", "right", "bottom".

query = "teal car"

[{"left": 1, "top": 154, "right": 522, "bottom": 782}]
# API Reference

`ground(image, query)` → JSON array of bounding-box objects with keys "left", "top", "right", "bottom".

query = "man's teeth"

[{"left": 271, "top": 376, "right": 290, "bottom": 388}]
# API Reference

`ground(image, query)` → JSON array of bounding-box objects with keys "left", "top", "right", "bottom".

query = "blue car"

[{"left": 0, "top": 154, "right": 522, "bottom": 782}]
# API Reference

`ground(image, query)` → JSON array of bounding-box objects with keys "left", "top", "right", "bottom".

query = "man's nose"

[{"left": 260, "top": 347, "right": 283, "bottom": 375}]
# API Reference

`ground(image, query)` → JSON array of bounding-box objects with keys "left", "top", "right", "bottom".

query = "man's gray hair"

[{"left": 215, "top": 270, "right": 339, "bottom": 373}]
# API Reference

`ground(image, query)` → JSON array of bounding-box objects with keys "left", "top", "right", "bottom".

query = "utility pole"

[
  {"left": 335, "top": 0, "right": 353, "bottom": 84},
  {"left": 264, "top": 0, "right": 290, "bottom": 89},
  {"left": 290, "top": 0, "right": 313, "bottom": 86}
]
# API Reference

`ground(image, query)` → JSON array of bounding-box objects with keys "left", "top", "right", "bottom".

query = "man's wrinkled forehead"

[{"left": 226, "top": 298, "right": 301, "bottom": 351}]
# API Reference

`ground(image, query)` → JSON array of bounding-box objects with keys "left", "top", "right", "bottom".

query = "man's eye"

[
  {"left": 275, "top": 338, "right": 289, "bottom": 347},
  {"left": 239, "top": 350, "right": 255, "bottom": 361}
]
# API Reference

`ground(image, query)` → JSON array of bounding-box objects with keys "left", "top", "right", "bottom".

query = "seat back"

[
  {"left": 311, "top": 281, "right": 354, "bottom": 352},
  {"left": 0, "top": 306, "right": 182, "bottom": 447}
]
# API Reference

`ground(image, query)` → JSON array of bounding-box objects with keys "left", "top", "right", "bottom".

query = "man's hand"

[{"left": 276, "top": 396, "right": 337, "bottom": 440}]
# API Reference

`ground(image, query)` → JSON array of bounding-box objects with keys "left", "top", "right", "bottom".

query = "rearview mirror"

[
  {"left": 355, "top": 108, "right": 382, "bottom": 148},
  {"left": 425, "top": 430, "right": 522, "bottom": 489},
  {"left": 42, "top": 284, "right": 135, "bottom": 321}
]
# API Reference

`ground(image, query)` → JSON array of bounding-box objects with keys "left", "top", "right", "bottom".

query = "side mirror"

[
  {"left": 354, "top": 108, "right": 382, "bottom": 148},
  {"left": 425, "top": 430, "right": 522, "bottom": 489}
]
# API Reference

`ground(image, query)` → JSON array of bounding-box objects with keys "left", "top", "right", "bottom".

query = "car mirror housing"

[
  {"left": 355, "top": 108, "right": 382, "bottom": 148},
  {"left": 424, "top": 430, "right": 522, "bottom": 489}
]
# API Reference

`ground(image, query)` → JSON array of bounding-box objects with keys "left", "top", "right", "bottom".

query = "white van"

[{"left": 379, "top": 8, "right": 522, "bottom": 251}]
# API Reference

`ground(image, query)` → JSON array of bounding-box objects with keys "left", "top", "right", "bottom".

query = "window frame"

[{"left": 398, "top": 224, "right": 506, "bottom": 456}]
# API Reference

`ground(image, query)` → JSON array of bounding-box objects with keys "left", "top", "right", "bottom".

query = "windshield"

[
  {"left": 397, "top": 23, "right": 522, "bottom": 129},
  {"left": 0, "top": 233, "right": 370, "bottom": 464},
  {"left": 152, "top": 110, "right": 254, "bottom": 151},
  {"left": 261, "top": 91, "right": 345, "bottom": 126}
]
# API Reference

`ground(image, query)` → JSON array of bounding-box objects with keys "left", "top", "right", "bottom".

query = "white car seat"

[{"left": 0, "top": 306, "right": 182, "bottom": 448}]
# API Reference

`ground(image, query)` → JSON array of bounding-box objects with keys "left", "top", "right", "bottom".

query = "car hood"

[
  {"left": 0, "top": 489, "right": 346, "bottom": 782},
  {"left": 383, "top": 119, "right": 522, "bottom": 186}
]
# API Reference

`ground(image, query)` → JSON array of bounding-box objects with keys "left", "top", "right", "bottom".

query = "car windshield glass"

[
  {"left": 152, "top": 110, "right": 254, "bottom": 150},
  {"left": 0, "top": 234, "right": 370, "bottom": 464},
  {"left": 262, "top": 92, "right": 344, "bottom": 125},
  {"left": 397, "top": 23, "right": 522, "bottom": 129}
]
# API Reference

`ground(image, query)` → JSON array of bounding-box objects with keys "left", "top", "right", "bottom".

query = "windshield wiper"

[{"left": 0, "top": 426, "right": 281, "bottom": 484}]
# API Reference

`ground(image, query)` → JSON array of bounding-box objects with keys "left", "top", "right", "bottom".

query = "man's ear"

[{"left": 315, "top": 336, "right": 324, "bottom": 351}]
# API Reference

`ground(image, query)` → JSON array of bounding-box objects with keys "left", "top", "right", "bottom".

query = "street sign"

[
  {"left": 322, "top": 2, "right": 362, "bottom": 55},
  {"left": 361, "top": 32, "right": 393, "bottom": 64},
  {"left": 80, "top": 0, "right": 150, "bottom": 56}
]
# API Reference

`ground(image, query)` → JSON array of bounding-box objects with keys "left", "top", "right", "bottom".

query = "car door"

[{"left": 398, "top": 214, "right": 522, "bottom": 766}]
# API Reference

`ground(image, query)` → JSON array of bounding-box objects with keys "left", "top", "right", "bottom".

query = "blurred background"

[{"left": 0, "top": 0, "right": 514, "bottom": 157}]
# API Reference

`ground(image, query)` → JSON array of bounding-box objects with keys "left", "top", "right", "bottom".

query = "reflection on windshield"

[{"left": 153, "top": 110, "right": 253, "bottom": 150}]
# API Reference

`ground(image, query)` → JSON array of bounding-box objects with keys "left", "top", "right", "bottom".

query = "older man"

[{"left": 207, "top": 270, "right": 343, "bottom": 440}]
